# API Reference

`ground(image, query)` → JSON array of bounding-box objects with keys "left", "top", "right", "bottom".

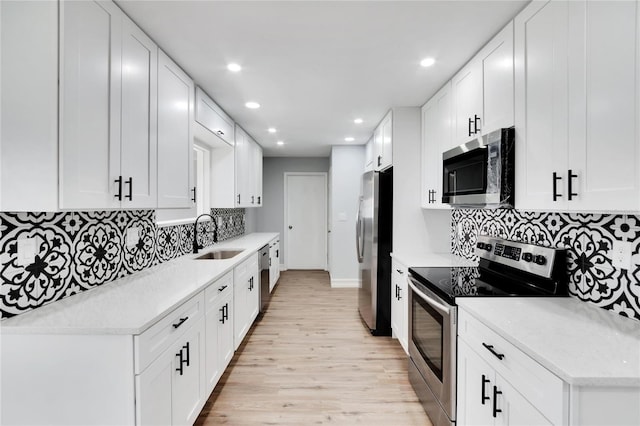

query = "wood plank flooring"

[{"left": 195, "top": 270, "right": 432, "bottom": 425}]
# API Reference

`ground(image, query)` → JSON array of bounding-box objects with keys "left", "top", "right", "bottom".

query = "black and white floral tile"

[
  {"left": 451, "top": 209, "right": 640, "bottom": 321},
  {"left": 0, "top": 208, "right": 245, "bottom": 319}
]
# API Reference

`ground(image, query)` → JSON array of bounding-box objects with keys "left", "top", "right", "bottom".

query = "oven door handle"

[{"left": 408, "top": 277, "right": 452, "bottom": 316}]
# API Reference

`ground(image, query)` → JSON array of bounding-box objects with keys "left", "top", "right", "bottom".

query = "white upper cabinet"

[
  {"left": 373, "top": 111, "right": 393, "bottom": 171},
  {"left": 233, "top": 125, "right": 263, "bottom": 208},
  {"left": 515, "top": 0, "right": 640, "bottom": 211},
  {"left": 452, "top": 21, "right": 514, "bottom": 149},
  {"left": 195, "top": 87, "right": 234, "bottom": 147},
  {"left": 59, "top": 0, "right": 158, "bottom": 210},
  {"left": 452, "top": 59, "right": 483, "bottom": 147},
  {"left": 157, "top": 50, "right": 194, "bottom": 209},
  {"left": 59, "top": 0, "right": 123, "bottom": 209},
  {"left": 421, "top": 82, "right": 453, "bottom": 209}
]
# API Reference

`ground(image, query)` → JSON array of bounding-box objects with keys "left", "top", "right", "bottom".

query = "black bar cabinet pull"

[
  {"left": 249, "top": 276, "right": 253, "bottom": 290},
  {"left": 396, "top": 269, "right": 403, "bottom": 274},
  {"left": 183, "top": 342, "right": 190, "bottom": 367},
  {"left": 125, "top": 177, "right": 133, "bottom": 201},
  {"left": 191, "top": 187, "right": 196, "bottom": 203},
  {"left": 378, "top": 155, "right": 382, "bottom": 167},
  {"left": 481, "top": 375, "right": 490, "bottom": 405},
  {"left": 552, "top": 172, "right": 562, "bottom": 201},
  {"left": 237, "top": 194, "right": 241, "bottom": 205},
  {"left": 395, "top": 285, "right": 399, "bottom": 299},
  {"left": 397, "top": 287, "right": 402, "bottom": 300},
  {"left": 218, "top": 285, "right": 227, "bottom": 292},
  {"left": 568, "top": 169, "right": 578, "bottom": 201},
  {"left": 257, "top": 196, "right": 261, "bottom": 204},
  {"left": 224, "top": 303, "right": 229, "bottom": 321},
  {"left": 115, "top": 176, "right": 123, "bottom": 201},
  {"left": 482, "top": 343, "right": 505, "bottom": 360},
  {"left": 251, "top": 195, "right": 255, "bottom": 204},
  {"left": 175, "top": 350, "right": 184, "bottom": 375},
  {"left": 474, "top": 114, "right": 481, "bottom": 134},
  {"left": 172, "top": 316, "right": 189, "bottom": 329},
  {"left": 492, "top": 386, "right": 502, "bottom": 418},
  {"left": 468, "top": 117, "right": 474, "bottom": 137},
  {"left": 219, "top": 306, "right": 225, "bottom": 323}
]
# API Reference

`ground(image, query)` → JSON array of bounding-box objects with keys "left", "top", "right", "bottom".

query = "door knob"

[{"left": 288, "top": 225, "right": 293, "bottom": 229}]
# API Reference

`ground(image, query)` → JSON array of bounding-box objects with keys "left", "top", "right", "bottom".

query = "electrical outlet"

[
  {"left": 126, "top": 227, "right": 140, "bottom": 248},
  {"left": 612, "top": 240, "right": 632, "bottom": 269},
  {"left": 17, "top": 237, "right": 37, "bottom": 267}
]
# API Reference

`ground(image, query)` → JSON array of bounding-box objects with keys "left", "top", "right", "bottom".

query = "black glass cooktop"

[{"left": 408, "top": 266, "right": 567, "bottom": 306}]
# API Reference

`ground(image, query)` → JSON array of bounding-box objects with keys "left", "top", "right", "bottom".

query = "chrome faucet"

[{"left": 192, "top": 213, "right": 218, "bottom": 254}]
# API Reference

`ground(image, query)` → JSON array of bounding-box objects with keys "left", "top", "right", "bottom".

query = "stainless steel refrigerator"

[{"left": 356, "top": 168, "right": 392, "bottom": 336}]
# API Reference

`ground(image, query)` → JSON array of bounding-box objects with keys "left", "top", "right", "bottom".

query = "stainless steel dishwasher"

[{"left": 259, "top": 244, "right": 270, "bottom": 313}]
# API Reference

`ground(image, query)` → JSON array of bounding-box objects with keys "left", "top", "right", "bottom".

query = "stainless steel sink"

[{"left": 195, "top": 249, "right": 244, "bottom": 260}]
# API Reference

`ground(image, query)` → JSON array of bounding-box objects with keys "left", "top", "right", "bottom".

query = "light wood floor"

[{"left": 195, "top": 270, "right": 432, "bottom": 425}]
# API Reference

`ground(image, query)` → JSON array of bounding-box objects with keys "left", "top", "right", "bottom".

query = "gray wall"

[
  {"left": 255, "top": 157, "right": 331, "bottom": 265},
  {"left": 329, "top": 146, "right": 365, "bottom": 284}
]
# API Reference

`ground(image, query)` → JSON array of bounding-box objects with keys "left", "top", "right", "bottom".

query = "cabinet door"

[
  {"left": 120, "top": 16, "right": 157, "bottom": 209},
  {"left": 233, "top": 257, "right": 250, "bottom": 349},
  {"left": 247, "top": 254, "right": 260, "bottom": 324},
  {"left": 421, "top": 82, "right": 453, "bottom": 209},
  {"left": 514, "top": 0, "right": 570, "bottom": 211},
  {"left": 364, "top": 137, "right": 374, "bottom": 171},
  {"left": 234, "top": 126, "right": 249, "bottom": 207},
  {"left": 135, "top": 345, "right": 173, "bottom": 425},
  {"left": 380, "top": 112, "right": 393, "bottom": 170},
  {"left": 373, "top": 124, "right": 384, "bottom": 170},
  {"left": 59, "top": 0, "right": 122, "bottom": 209},
  {"left": 218, "top": 292, "right": 235, "bottom": 371},
  {"left": 567, "top": 0, "right": 640, "bottom": 211},
  {"left": 171, "top": 319, "right": 206, "bottom": 426},
  {"left": 254, "top": 141, "right": 263, "bottom": 206},
  {"left": 452, "top": 59, "right": 483, "bottom": 146},
  {"left": 481, "top": 21, "right": 514, "bottom": 134},
  {"left": 195, "top": 87, "right": 234, "bottom": 146},
  {"left": 157, "top": 50, "right": 194, "bottom": 208},
  {"left": 457, "top": 340, "right": 496, "bottom": 426},
  {"left": 493, "top": 375, "right": 552, "bottom": 426},
  {"left": 391, "top": 259, "right": 408, "bottom": 354},
  {"left": 205, "top": 302, "right": 221, "bottom": 393}
]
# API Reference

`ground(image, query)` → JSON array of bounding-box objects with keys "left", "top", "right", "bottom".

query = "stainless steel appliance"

[
  {"left": 442, "top": 127, "right": 515, "bottom": 208},
  {"left": 356, "top": 168, "right": 392, "bottom": 335},
  {"left": 407, "top": 235, "right": 568, "bottom": 426},
  {"left": 259, "top": 244, "right": 270, "bottom": 313}
]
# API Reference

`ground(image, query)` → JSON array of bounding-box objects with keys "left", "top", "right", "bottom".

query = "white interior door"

[{"left": 285, "top": 173, "right": 327, "bottom": 270}]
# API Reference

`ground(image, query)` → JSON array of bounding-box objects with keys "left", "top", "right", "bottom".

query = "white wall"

[
  {"left": 329, "top": 146, "right": 365, "bottom": 287},
  {"left": 255, "top": 157, "right": 330, "bottom": 265},
  {"left": 392, "top": 108, "right": 451, "bottom": 260}
]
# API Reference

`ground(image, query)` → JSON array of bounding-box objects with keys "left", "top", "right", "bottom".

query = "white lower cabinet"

[
  {"left": 204, "top": 271, "right": 234, "bottom": 393},
  {"left": 391, "top": 259, "right": 408, "bottom": 354},
  {"left": 233, "top": 253, "right": 260, "bottom": 350},
  {"left": 136, "top": 317, "right": 206, "bottom": 426},
  {"left": 268, "top": 237, "right": 281, "bottom": 292}
]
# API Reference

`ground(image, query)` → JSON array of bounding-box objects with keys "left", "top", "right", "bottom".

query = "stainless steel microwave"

[{"left": 442, "top": 127, "right": 515, "bottom": 208}]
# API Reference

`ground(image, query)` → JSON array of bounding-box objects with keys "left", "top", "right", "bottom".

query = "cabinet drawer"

[
  {"left": 204, "top": 271, "right": 233, "bottom": 312},
  {"left": 135, "top": 292, "right": 205, "bottom": 374},
  {"left": 458, "top": 308, "right": 566, "bottom": 424}
]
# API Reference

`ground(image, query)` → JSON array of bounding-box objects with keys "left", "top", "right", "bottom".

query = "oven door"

[{"left": 408, "top": 276, "right": 457, "bottom": 422}]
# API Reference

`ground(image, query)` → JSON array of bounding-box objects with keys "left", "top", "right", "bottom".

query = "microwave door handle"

[
  {"left": 408, "top": 277, "right": 451, "bottom": 316},
  {"left": 448, "top": 171, "right": 457, "bottom": 195}
]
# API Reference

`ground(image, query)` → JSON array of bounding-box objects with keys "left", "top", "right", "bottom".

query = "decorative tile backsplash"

[
  {"left": 0, "top": 208, "right": 245, "bottom": 319},
  {"left": 451, "top": 209, "right": 640, "bottom": 321}
]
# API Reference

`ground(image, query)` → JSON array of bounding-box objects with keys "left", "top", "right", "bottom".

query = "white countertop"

[
  {"left": 391, "top": 251, "right": 476, "bottom": 268},
  {"left": 0, "top": 233, "right": 278, "bottom": 335},
  {"left": 457, "top": 298, "right": 640, "bottom": 386}
]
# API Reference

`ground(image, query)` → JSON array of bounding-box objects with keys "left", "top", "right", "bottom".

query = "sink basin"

[{"left": 195, "top": 249, "right": 244, "bottom": 260}]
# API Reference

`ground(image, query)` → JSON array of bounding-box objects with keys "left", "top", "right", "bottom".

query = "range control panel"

[{"left": 475, "top": 235, "right": 562, "bottom": 278}]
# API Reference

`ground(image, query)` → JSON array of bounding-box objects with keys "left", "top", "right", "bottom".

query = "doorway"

[{"left": 284, "top": 173, "right": 327, "bottom": 270}]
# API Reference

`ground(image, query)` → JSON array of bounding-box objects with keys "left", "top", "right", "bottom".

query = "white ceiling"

[{"left": 116, "top": 0, "right": 528, "bottom": 157}]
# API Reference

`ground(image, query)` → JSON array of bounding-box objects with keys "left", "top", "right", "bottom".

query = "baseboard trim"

[
  {"left": 280, "top": 264, "right": 286, "bottom": 271},
  {"left": 330, "top": 279, "right": 360, "bottom": 288}
]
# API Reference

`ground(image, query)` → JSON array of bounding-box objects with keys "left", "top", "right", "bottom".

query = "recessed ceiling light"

[
  {"left": 354, "top": 118, "right": 363, "bottom": 124},
  {"left": 268, "top": 127, "right": 277, "bottom": 133},
  {"left": 227, "top": 63, "right": 242, "bottom": 72},
  {"left": 277, "top": 141, "right": 284, "bottom": 146},
  {"left": 345, "top": 137, "right": 355, "bottom": 142},
  {"left": 245, "top": 101, "right": 260, "bottom": 109},
  {"left": 420, "top": 57, "right": 436, "bottom": 67}
]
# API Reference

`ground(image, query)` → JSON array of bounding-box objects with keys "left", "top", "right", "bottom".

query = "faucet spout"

[{"left": 193, "top": 213, "right": 218, "bottom": 254}]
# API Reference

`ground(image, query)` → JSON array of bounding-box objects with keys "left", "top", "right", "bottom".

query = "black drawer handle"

[
  {"left": 396, "top": 269, "right": 404, "bottom": 274},
  {"left": 218, "top": 285, "right": 227, "bottom": 292},
  {"left": 482, "top": 343, "right": 505, "bottom": 360},
  {"left": 257, "top": 196, "right": 261, "bottom": 204},
  {"left": 481, "top": 374, "right": 490, "bottom": 405},
  {"left": 492, "top": 386, "right": 502, "bottom": 418},
  {"left": 172, "top": 316, "right": 189, "bottom": 329},
  {"left": 216, "top": 129, "right": 224, "bottom": 135}
]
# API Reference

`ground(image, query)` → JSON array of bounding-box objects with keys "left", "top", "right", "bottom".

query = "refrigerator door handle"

[{"left": 356, "top": 197, "right": 364, "bottom": 262}]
